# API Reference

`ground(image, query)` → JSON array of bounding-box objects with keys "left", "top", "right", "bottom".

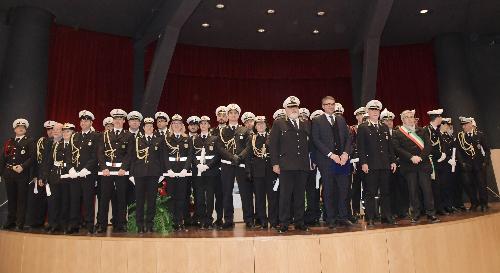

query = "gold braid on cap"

[
  {"left": 458, "top": 131, "right": 475, "bottom": 157},
  {"left": 135, "top": 137, "right": 149, "bottom": 163},
  {"left": 219, "top": 128, "right": 236, "bottom": 154},
  {"left": 251, "top": 134, "right": 268, "bottom": 158},
  {"left": 103, "top": 131, "right": 116, "bottom": 162},
  {"left": 36, "top": 137, "right": 45, "bottom": 164},
  {"left": 70, "top": 134, "right": 81, "bottom": 167},
  {"left": 164, "top": 135, "right": 180, "bottom": 161}
]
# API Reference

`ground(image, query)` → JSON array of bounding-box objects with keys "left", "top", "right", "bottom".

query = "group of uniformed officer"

[{"left": 0, "top": 95, "right": 492, "bottom": 234}]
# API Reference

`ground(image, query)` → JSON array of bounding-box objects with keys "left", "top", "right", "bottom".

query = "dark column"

[
  {"left": 360, "top": 37, "right": 381, "bottom": 105},
  {"left": 0, "top": 6, "right": 53, "bottom": 142},
  {"left": 133, "top": 41, "right": 145, "bottom": 110},
  {"left": 350, "top": 50, "right": 363, "bottom": 109},
  {"left": 0, "top": 6, "right": 53, "bottom": 224},
  {"left": 434, "top": 33, "right": 479, "bottom": 128}
]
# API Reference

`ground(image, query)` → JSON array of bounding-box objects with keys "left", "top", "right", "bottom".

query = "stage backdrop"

[{"left": 47, "top": 25, "right": 439, "bottom": 130}]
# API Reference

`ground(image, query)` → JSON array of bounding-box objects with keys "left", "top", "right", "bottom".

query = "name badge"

[
  {"left": 209, "top": 145, "right": 213, "bottom": 151},
  {"left": 122, "top": 145, "right": 126, "bottom": 148},
  {"left": 88, "top": 141, "right": 92, "bottom": 146},
  {"left": 184, "top": 143, "right": 189, "bottom": 148},
  {"left": 21, "top": 149, "right": 26, "bottom": 155},
  {"left": 239, "top": 135, "right": 243, "bottom": 139},
  {"left": 386, "top": 135, "right": 388, "bottom": 140},
  {"left": 155, "top": 146, "right": 158, "bottom": 151}
]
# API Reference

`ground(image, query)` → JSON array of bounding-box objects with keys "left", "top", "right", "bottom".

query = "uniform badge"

[
  {"left": 122, "top": 145, "right": 126, "bottom": 148},
  {"left": 155, "top": 146, "right": 158, "bottom": 151},
  {"left": 239, "top": 135, "right": 243, "bottom": 139},
  {"left": 209, "top": 145, "right": 213, "bottom": 151},
  {"left": 21, "top": 149, "right": 26, "bottom": 155},
  {"left": 184, "top": 143, "right": 188, "bottom": 148},
  {"left": 88, "top": 141, "right": 92, "bottom": 146},
  {"left": 386, "top": 135, "right": 389, "bottom": 140}
]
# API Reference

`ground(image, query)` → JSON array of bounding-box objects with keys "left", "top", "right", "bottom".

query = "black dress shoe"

[
  {"left": 138, "top": 226, "right": 145, "bottom": 234},
  {"left": 245, "top": 222, "right": 255, "bottom": 229},
  {"left": 469, "top": 205, "right": 479, "bottom": 211},
  {"left": 338, "top": 219, "right": 355, "bottom": 227},
  {"left": 428, "top": 215, "right": 440, "bottom": 223},
  {"left": 328, "top": 222, "right": 337, "bottom": 229},
  {"left": 15, "top": 225, "right": 25, "bottom": 232},
  {"left": 410, "top": 217, "right": 420, "bottom": 224},
  {"left": 146, "top": 226, "right": 154, "bottom": 233},
  {"left": 214, "top": 219, "right": 223, "bottom": 227},
  {"left": 367, "top": 220, "right": 375, "bottom": 227},
  {"left": 113, "top": 226, "right": 126, "bottom": 233},
  {"left": 295, "top": 224, "right": 309, "bottom": 231},
  {"left": 95, "top": 226, "right": 107, "bottom": 234},
  {"left": 480, "top": 205, "right": 489, "bottom": 212},
  {"left": 437, "top": 210, "right": 449, "bottom": 216},
  {"left": 271, "top": 224, "right": 279, "bottom": 230},
  {"left": 386, "top": 219, "right": 398, "bottom": 225},
  {"left": 205, "top": 223, "right": 214, "bottom": 230},
  {"left": 3, "top": 223, "right": 16, "bottom": 230},
  {"left": 305, "top": 220, "right": 320, "bottom": 227},
  {"left": 221, "top": 222, "right": 235, "bottom": 230},
  {"left": 65, "top": 227, "right": 79, "bottom": 235},
  {"left": 278, "top": 225, "right": 288, "bottom": 233}
]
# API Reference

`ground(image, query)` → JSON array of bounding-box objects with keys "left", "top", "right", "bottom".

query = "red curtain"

[
  {"left": 47, "top": 25, "right": 134, "bottom": 130},
  {"left": 149, "top": 44, "right": 355, "bottom": 123},
  {"left": 376, "top": 43, "right": 439, "bottom": 125}
]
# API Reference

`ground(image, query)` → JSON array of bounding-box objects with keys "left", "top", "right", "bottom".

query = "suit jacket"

[
  {"left": 456, "top": 130, "right": 490, "bottom": 171},
  {"left": 269, "top": 118, "right": 311, "bottom": 171},
  {"left": 392, "top": 126, "right": 432, "bottom": 174},
  {"left": 191, "top": 134, "right": 221, "bottom": 176},
  {"left": 246, "top": 132, "right": 273, "bottom": 178},
  {"left": 70, "top": 131, "right": 99, "bottom": 172},
  {"left": 97, "top": 129, "right": 134, "bottom": 171},
  {"left": 311, "top": 114, "right": 352, "bottom": 170},
  {"left": 424, "top": 125, "right": 445, "bottom": 164},
  {"left": 0, "top": 136, "right": 35, "bottom": 179},
  {"left": 163, "top": 135, "right": 193, "bottom": 172},
  {"left": 34, "top": 136, "right": 53, "bottom": 178},
  {"left": 215, "top": 124, "right": 251, "bottom": 163},
  {"left": 357, "top": 122, "right": 396, "bottom": 170},
  {"left": 130, "top": 134, "right": 165, "bottom": 177},
  {"left": 43, "top": 139, "right": 72, "bottom": 183}
]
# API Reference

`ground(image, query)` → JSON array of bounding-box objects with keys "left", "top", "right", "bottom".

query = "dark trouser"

[
  {"left": 451, "top": 172, "right": 465, "bottom": 208},
  {"left": 350, "top": 171, "right": 364, "bottom": 215},
  {"left": 321, "top": 168, "right": 350, "bottom": 223},
  {"left": 436, "top": 168, "right": 453, "bottom": 209},
  {"left": 364, "top": 169, "right": 392, "bottom": 221},
  {"left": 390, "top": 171, "right": 409, "bottom": 216},
  {"left": 220, "top": 164, "right": 254, "bottom": 224},
  {"left": 4, "top": 173, "right": 28, "bottom": 227},
  {"left": 78, "top": 175, "right": 96, "bottom": 228},
  {"left": 26, "top": 181, "right": 47, "bottom": 227},
  {"left": 47, "top": 181, "right": 69, "bottom": 228},
  {"left": 278, "top": 170, "right": 307, "bottom": 227},
  {"left": 194, "top": 175, "right": 216, "bottom": 225},
  {"left": 253, "top": 171, "right": 279, "bottom": 226},
  {"left": 184, "top": 178, "right": 193, "bottom": 222},
  {"left": 214, "top": 174, "right": 223, "bottom": 222},
  {"left": 404, "top": 170, "right": 435, "bottom": 217},
  {"left": 166, "top": 177, "right": 188, "bottom": 225},
  {"left": 98, "top": 176, "right": 128, "bottom": 228},
  {"left": 304, "top": 169, "right": 321, "bottom": 223},
  {"left": 135, "top": 176, "right": 158, "bottom": 228},
  {"left": 461, "top": 167, "right": 488, "bottom": 207},
  {"left": 431, "top": 176, "right": 443, "bottom": 212},
  {"left": 67, "top": 179, "right": 82, "bottom": 228}
]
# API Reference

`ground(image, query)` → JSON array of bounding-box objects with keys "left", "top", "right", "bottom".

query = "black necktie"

[
  {"left": 64, "top": 142, "right": 67, "bottom": 149},
  {"left": 231, "top": 126, "right": 235, "bottom": 131},
  {"left": 292, "top": 119, "right": 298, "bottom": 129},
  {"left": 15, "top": 138, "right": 20, "bottom": 142},
  {"left": 160, "top": 131, "right": 164, "bottom": 136},
  {"left": 202, "top": 135, "right": 207, "bottom": 139},
  {"left": 147, "top": 136, "right": 151, "bottom": 142},
  {"left": 329, "top": 115, "right": 334, "bottom": 125}
]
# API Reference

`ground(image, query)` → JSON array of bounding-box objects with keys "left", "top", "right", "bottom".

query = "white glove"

[
  {"left": 166, "top": 169, "right": 176, "bottom": 178},
  {"left": 448, "top": 158, "right": 456, "bottom": 167},
  {"left": 46, "top": 184, "right": 52, "bottom": 197},
  {"left": 69, "top": 167, "right": 78, "bottom": 179},
  {"left": 158, "top": 176, "right": 165, "bottom": 183},
  {"left": 178, "top": 169, "right": 188, "bottom": 177},
  {"left": 78, "top": 168, "right": 91, "bottom": 177},
  {"left": 197, "top": 164, "right": 209, "bottom": 173},
  {"left": 437, "top": 153, "right": 447, "bottom": 163},
  {"left": 129, "top": 176, "right": 135, "bottom": 185}
]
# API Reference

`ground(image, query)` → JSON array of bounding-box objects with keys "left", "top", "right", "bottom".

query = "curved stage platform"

[{"left": 1, "top": 207, "right": 500, "bottom": 273}]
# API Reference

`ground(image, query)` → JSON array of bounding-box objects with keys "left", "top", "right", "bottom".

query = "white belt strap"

[
  {"left": 106, "top": 162, "right": 122, "bottom": 167},
  {"left": 98, "top": 171, "right": 130, "bottom": 176},
  {"left": 221, "top": 159, "right": 245, "bottom": 168},
  {"left": 168, "top": 157, "right": 188, "bottom": 162},
  {"left": 196, "top": 155, "right": 214, "bottom": 160},
  {"left": 53, "top": 162, "right": 65, "bottom": 167}
]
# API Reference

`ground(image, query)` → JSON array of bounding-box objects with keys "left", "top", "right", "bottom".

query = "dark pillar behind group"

[{"left": 0, "top": 7, "right": 53, "bottom": 224}]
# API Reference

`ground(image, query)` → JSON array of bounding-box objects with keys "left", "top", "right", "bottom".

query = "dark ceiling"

[{"left": 1, "top": 0, "right": 500, "bottom": 50}]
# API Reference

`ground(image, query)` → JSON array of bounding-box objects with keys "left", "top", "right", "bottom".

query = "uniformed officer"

[
  {"left": 301, "top": 108, "right": 320, "bottom": 226},
  {"left": 154, "top": 111, "right": 170, "bottom": 137},
  {"left": 26, "top": 120, "right": 55, "bottom": 229},
  {"left": 334, "top": 103, "right": 344, "bottom": 116},
  {"left": 127, "top": 111, "right": 144, "bottom": 138},
  {"left": 215, "top": 103, "right": 254, "bottom": 229},
  {"left": 187, "top": 116, "right": 200, "bottom": 138},
  {"left": 381, "top": 108, "right": 409, "bottom": 219},
  {"left": 456, "top": 117, "right": 491, "bottom": 211},
  {"left": 191, "top": 116, "right": 221, "bottom": 229},
  {"left": 241, "top": 112, "right": 256, "bottom": 130},
  {"left": 438, "top": 118, "right": 461, "bottom": 213},
  {"left": 185, "top": 115, "right": 201, "bottom": 225},
  {"left": 392, "top": 110, "right": 439, "bottom": 224},
  {"left": 103, "top": 117, "right": 114, "bottom": 132},
  {"left": 349, "top": 107, "right": 366, "bottom": 220},
  {"left": 163, "top": 114, "right": 193, "bottom": 231},
  {"left": 272, "top": 109, "right": 286, "bottom": 121},
  {"left": 269, "top": 96, "right": 311, "bottom": 233},
  {"left": 96, "top": 109, "right": 134, "bottom": 233},
  {"left": 210, "top": 106, "right": 228, "bottom": 228},
  {"left": 130, "top": 117, "right": 164, "bottom": 233},
  {"left": 65, "top": 110, "right": 99, "bottom": 234},
  {"left": 44, "top": 123, "right": 73, "bottom": 233},
  {"left": 246, "top": 116, "right": 278, "bottom": 229},
  {"left": 357, "top": 100, "right": 397, "bottom": 226},
  {"left": 0, "top": 118, "right": 35, "bottom": 230}
]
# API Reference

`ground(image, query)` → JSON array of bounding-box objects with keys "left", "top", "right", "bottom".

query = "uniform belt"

[
  {"left": 196, "top": 155, "right": 214, "bottom": 160},
  {"left": 106, "top": 162, "right": 122, "bottom": 167},
  {"left": 168, "top": 157, "right": 187, "bottom": 162},
  {"left": 54, "top": 161, "right": 66, "bottom": 167},
  {"left": 5, "top": 164, "right": 15, "bottom": 170},
  {"left": 221, "top": 159, "right": 245, "bottom": 168}
]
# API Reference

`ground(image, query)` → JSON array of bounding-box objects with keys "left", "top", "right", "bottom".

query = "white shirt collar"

[
  {"left": 200, "top": 132, "right": 209, "bottom": 137},
  {"left": 82, "top": 129, "right": 90, "bottom": 134}
]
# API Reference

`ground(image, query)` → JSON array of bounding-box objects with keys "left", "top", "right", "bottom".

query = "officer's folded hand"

[
  {"left": 232, "top": 155, "right": 240, "bottom": 165},
  {"left": 166, "top": 169, "right": 176, "bottom": 178},
  {"left": 102, "top": 169, "right": 111, "bottom": 176},
  {"left": 390, "top": 163, "right": 397, "bottom": 173},
  {"left": 410, "top": 156, "right": 421, "bottom": 164},
  {"left": 272, "top": 165, "right": 280, "bottom": 175},
  {"left": 117, "top": 169, "right": 126, "bottom": 176},
  {"left": 362, "top": 164, "right": 369, "bottom": 174}
]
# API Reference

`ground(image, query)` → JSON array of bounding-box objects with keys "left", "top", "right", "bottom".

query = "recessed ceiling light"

[
  {"left": 267, "top": 9, "right": 275, "bottom": 14},
  {"left": 216, "top": 3, "right": 225, "bottom": 9},
  {"left": 312, "top": 29, "right": 320, "bottom": 34},
  {"left": 317, "top": 11, "right": 326, "bottom": 16},
  {"left": 201, "top": 22, "right": 210, "bottom": 28},
  {"left": 257, "top": 28, "right": 266, "bottom": 33},
  {"left": 419, "top": 9, "right": 429, "bottom": 14}
]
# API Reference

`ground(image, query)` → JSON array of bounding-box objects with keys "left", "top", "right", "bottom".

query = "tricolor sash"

[{"left": 399, "top": 126, "right": 424, "bottom": 150}]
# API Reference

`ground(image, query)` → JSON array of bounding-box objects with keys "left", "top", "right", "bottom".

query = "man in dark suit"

[
  {"left": 312, "top": 96, "right": 353, "bottom": 229},
  {"left": 96, "top": 109, "right": 134, "bottom": 233},
  {"left": 357, "top": 100, "right": 398, "bottom": 227},
  {"left": 269, "top": 96, "right": 311, "bottom": 233},
  {"left": 392, "top": 110, "right": 439, "bottom": 224}
]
